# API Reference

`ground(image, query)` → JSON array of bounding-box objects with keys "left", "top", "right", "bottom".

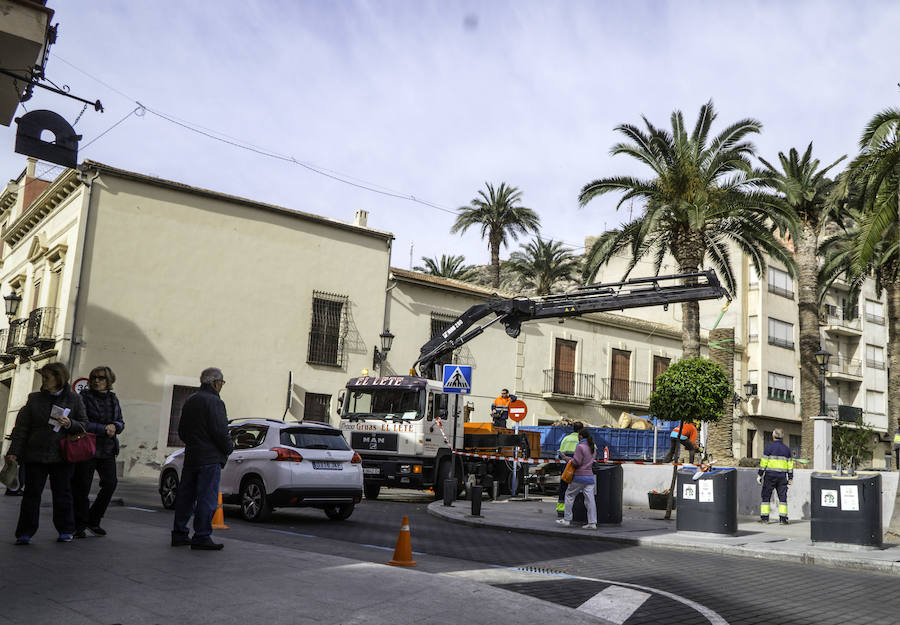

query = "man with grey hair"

[
  {"left": 757, "top": 428, "right": 794, "bottom": 525},
  {"left": 171, "top": 367, "right": 233, "bottom": 550}
]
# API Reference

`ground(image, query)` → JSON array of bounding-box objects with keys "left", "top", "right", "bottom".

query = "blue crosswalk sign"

[{"left": 442, "top": 365, "right": 472, "bottom": 394}]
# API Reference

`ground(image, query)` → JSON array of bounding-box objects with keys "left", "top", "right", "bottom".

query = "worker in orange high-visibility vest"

[
  {"left": 662, "top": 421, "right": 698, "bottom": 463},
  {"left": 490, "top": 388, "right": 517, "bottom": 428}
]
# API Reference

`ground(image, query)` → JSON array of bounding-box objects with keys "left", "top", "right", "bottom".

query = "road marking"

[
  {"left": 578, "top": 586, "right": 650, "bottom": 624},
  {"left": 268, "top": 529, "right": 318, "bottom": 538},
  {"left": 359, "top": 543, "right": 424, "bottom": 555},
  {"left": 125, "top": 506, "right": 156, "bottom": 512}
]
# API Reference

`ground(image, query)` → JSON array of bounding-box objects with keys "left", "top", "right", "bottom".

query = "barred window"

[
  {"left": 307, "top": 291, "right": 348, "bottom": 366},
  {"left": 430, "top": 312, "right": 457, "bottom": 371},
  {"left": 767, "top": 372, "right": 794, "bottom": 403},
  {"left": 303, "top": 392, "right": 332, "bottom": 423},
  {"left": 167, "top": 384, "right": 200, "bottom": 446}
]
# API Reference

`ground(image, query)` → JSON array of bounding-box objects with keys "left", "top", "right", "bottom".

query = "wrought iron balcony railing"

[
  {"left": 7, "top": 318, "right": 31, "bottom": 355},
  {"left": 0, "top": 329, "right": 12, "bottom": 363},
  {"left": 865, "top": 312, "right": 885, "bottom": 325},
  {"left": 25, "top": 307, "right": 59, "bottom": 348},
  {"left": 542, "top": 369, "right": 595, "bottom": 399},
  {"left": 598, "top": 378, "right": 652, "bottom": 406}
]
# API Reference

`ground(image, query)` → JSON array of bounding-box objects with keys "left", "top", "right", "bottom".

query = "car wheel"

[
  {"left": 364, "top": 483, "right": 380, "bottom": 500},
  {"left": 160, "top": 470, "right": 178, "bottom": 510},
  {"left": 323, "top": 503, "right": 354, "bottom": 521},
  {"left": 239, "top": 477, "right": 272, "bottom": 522}
]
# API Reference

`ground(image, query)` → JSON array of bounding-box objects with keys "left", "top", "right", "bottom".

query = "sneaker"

[
  {"left": 87, "top": 525, "right": 106, "bottom": 537},
  {"left": 779, "top": 517, "right": 790, "bottom": 525},
  {"left": 190, "top": 541, "right": 224, "bottom": 551},
  {"left": 582, "top": 523, "right": 597, "bottom": 530},
  {"left": 171, "top": 534, "right": 192, "bottom": 547},
  {"left": 57, "top": 533, "right": 73, "bottom": 542},
  {"left": 74, "top": 529, "right": 87, "bottom": 539},
  {"left": 555, "top": 519, "right": 571, "bottom": 526},
  {"left": 14, "top": 535, "right": 30, "bottom": 545}
]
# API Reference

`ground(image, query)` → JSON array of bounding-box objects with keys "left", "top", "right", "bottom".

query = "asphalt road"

[{"left": 113, "top": 480, "right": 899, "bottom": 625}]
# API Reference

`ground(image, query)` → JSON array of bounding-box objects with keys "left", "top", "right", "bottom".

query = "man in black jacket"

[{"left": 171, "top": 367, "right": 233, "bottom": 550}]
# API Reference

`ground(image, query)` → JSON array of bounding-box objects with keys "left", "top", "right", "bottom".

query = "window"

[
  {"left": 865, "top": 299, "right": 885, "bottom": 325},
  {"left": 767, "top": 372, "right": 794, "bottom": 403},
  {"left": 866, "top": 344, "right": 885, "bottom": 370},
  {"left": 307, "top": 291, "right": 349, "bottom": 366},
  {"left": 767, "top": 317, "right": 794, "bottom": 350},
  {"left": 762, "top": 430, "right": 773, "bottom": 446},
  {"left": 303, "top": 392, "right": 332, "bottom": 423},
  {"left": 746, "top": 429, "right": 756, "bottom": 458},
  {"left": 280, "top": 426, "right": 350, "bottom": 450},
  {"left": 748, "top": 316, "right": 758, "bottom": 343},
  {"left": 788, "top": 435, "right": 802, "bottom": 458},
  {"left": 748, "top": 265, "right": 758, "bottom": 287},
  {"left": 554, "top": 338, "right": 577, "bottom": 394},
  {"left": 429, "top": 312, "right": 457, "bottom": 372},
  {"left": 767, "top": 267, "right": 793, "bottom": 299},
  {"left": 652, "top": 355, "right": 670, "bottom": 392},
  {"left": 230, "top": 425, "right": 269, "bottom": 450},
  {"left": 610, "top": 348, "right": 631, "bottom": 401},
  {"left": 47, "top": 268, "right": 61, "bottom": 309},
  {"left": 866, "top": 390, "right": 885, "bottom": 415},
  {"left": 167, "top": 384, "right": 200, "bottom": 446}
]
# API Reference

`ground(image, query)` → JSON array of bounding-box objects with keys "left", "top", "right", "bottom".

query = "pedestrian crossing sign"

[{"left": 442, "top": 365, "right": 472, "bottom": 394}]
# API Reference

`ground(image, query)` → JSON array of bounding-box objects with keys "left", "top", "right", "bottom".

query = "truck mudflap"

[{"left": 360, "top": 455, "right": 438, "bottom": 489}]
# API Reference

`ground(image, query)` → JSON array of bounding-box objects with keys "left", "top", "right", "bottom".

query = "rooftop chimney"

[{"left": 353, "top": 209, "right": 368, "bottom": 228}]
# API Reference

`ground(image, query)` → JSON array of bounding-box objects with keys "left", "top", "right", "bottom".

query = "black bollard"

[
  {"left": 470, "top": 485, "right": 483, "bottom": 516},
  {"left": 443, "top": 478, "right": 457, "bottom": 507}
]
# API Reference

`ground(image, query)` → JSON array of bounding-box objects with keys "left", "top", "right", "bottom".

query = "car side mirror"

[{"left": 336, "top": 390, "right": 345, "bottom": 416}]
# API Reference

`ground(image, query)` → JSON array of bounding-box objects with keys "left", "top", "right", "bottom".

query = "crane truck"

[{"left": 338, "top": 270, "right": 730, "bottom": 500}]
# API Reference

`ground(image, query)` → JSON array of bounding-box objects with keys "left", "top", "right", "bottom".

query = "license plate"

[
  {"left": 363, "top": 467, "right": 380, "bottom": 475},
  {"left": 312, "top": 461, "right": 342, "bottom": 470}
]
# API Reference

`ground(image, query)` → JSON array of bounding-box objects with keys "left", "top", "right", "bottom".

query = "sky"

[{"left": 2, "top": 0, "right": 899, "bottom": 272}]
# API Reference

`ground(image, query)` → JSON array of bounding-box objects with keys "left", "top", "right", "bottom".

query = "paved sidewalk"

[
  {"left": 428, "top": 496, "right": 900, "bottom": 576},
  {"left": 0, "top": 496, "right": 613, "bottom": 625}
]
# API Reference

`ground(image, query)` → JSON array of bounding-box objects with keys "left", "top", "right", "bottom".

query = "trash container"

[
  {"left": 810, "top": 472, "right": 882, "bottom": 547},
  {"left": 676, "top": 467, "right": 737, "bottom": 535},
  {"left": 572, "top": 463, "right": 623, "bottom": 525}
]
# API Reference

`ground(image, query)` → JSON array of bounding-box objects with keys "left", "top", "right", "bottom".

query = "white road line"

[
  {"left": 578, "top": 586, "right": 650, "bottom": 625},
  {"left": 125, "top": 506, "right": 156, "bottom": 512}
]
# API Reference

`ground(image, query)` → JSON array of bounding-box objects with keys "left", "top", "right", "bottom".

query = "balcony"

[
  {"left": 821, "top": 307, "right": 862, "bottom": 337},
  {"left": 767, "top": 387, "right": 795, "bottom": 403},
  {"left": 0, "top": 1, "right": 55, "bottom": 126},
  {"left": 826, "top": 404, "right": 863, "bottom": 424},
  {"left": 6, "top": 319, "right": 30, "bottom": 356},
  {"left": 598, "top": 378, "right": 652, "bottom": 408},
  {"left": 542, "top": 369, "right": 595, "bottom": 401},
  {"left": 825, "top": 356, "right": 863, "bottom": 383},
  {"left": 25, "top": 307, "right": 59, "bottom": 349}
]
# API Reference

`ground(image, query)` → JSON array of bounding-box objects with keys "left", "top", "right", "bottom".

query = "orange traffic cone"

[
  {"left": 387, "top": 515, "right": 417, "bottom": 567},
  {"left": 211, "top": 492, "right": 228, "bottom": 530}
]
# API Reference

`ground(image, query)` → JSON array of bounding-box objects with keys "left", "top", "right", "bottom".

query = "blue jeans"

[{"left": 172, "top": 463, "right": 221, "bottom": 542}]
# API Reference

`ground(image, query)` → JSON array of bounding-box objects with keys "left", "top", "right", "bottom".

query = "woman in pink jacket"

[{"left": 556, "top": 430, "right": 597, "bottom": 529}]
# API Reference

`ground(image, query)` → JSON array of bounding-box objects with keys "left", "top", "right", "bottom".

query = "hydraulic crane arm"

[{"left": 414, "top": 270, "right": 730, "bottom": 376}]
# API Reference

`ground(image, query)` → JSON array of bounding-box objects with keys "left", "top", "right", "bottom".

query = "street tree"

[
  {"left": 505, "top": 236, "right": 580, "bottom": 295},
  {"left": 579, "top": 100, "right": 795, "bottom": 357},
  {"left": 452, "top": 182, "right": 540, "bottom": 289},
  {"left": 759, "top": 144, "right": 845, "bottom": 461}
]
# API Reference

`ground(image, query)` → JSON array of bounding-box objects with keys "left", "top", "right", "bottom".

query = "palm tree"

[
  {"left": 505, "top": 236, "right": 580, "bottom": 295},
  {"left": 579, "top": 100, "right": 795, "bottom": 357},
  {"left": 759, "top": 144, "right": 845, "bottom": 461},
  {"left": 452, "top": 182, "right": 540, "bottom": 289},
  {"left": 413, "top": 254, "right": 479, "bottom": 282}
]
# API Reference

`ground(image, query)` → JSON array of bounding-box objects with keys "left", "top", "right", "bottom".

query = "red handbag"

[{"left": 59, "top": 429, "right": 96, "bottom": 463}]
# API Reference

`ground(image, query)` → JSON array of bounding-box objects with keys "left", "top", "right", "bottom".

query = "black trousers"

[
  {"left": 663, "top": 438, "right": 696, "bottom": 463},
  {"left": 15, "top": 462, "right": 75, "bottom": 538},
  {"left": 72, "top": 457, "right": 118, "bottom": 529}
]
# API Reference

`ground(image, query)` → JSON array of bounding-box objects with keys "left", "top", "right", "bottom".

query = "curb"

[{"left": 427, "top": 502, "right": 900, "bottom": 576}]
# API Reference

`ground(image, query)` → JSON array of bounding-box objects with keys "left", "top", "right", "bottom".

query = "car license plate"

[
  {"left": 363, "top": 467, "right": 380, "bottom": 475},
  {"left": 312, "top": 461, "right": 342, "bottom": 470}
]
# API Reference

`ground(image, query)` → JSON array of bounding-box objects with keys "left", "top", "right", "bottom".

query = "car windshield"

[
  {"left": 280, "top": 427, "right": 351, "bottom": 450},
  {"left": 344, "top": 389, "right": 422, "bottom": 420}
]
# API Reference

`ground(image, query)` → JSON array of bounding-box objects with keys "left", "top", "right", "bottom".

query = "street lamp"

[
  {"left": 814, "top": 349, "right": 831, "bottom": 416},
  {"left": 372, "top": 329, "right": 395, "bottom": 372},
  {"left": 733, "top": 380, "right": 758, "bottom": 405},
  {"left": 3, "top": 292, "right": 21, "bottom": 320}
]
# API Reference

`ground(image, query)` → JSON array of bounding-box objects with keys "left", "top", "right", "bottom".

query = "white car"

[{"left": 158, "top": 419, "right": 363, "bottom": 522}]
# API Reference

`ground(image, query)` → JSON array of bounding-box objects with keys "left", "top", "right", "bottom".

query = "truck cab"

[{"left": 339, "top": 375, "right": 463, "bottom": 500}]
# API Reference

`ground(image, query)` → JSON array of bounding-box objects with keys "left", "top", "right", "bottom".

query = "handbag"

[
  {"left": 560, "top": 460, "right": 575, "bottom": 484},
  {"left": 59, "top": 426, "right": 96, "bottom": 463}
]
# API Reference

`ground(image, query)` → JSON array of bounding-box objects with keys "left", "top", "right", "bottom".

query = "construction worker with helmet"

[
  {"left": 758, "top": 428, "right": 794, "bottom": 525},
  {"left": 555, "top": 421, "right": 584, "bottom": 518}
]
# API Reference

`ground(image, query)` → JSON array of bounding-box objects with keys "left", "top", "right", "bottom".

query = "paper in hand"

[{"left": 48, "top": 405, "right": 71, "bottom": 432}]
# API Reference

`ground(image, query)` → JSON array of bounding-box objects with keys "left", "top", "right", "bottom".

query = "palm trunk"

[
  {"left": 796, "top": 223, "right": 821, "bottom": 463},
  {"left": 885, "top": 277, "right": 900, "bottom": 438},
  {"left": 673, "top": 237, "right": 704, "bottom": 359},
  {"left": 490, "top": 239, "right": 501, "bottom": 289},
  {"left": 707, "top": 327, "right": 735, "bottom": 460}
]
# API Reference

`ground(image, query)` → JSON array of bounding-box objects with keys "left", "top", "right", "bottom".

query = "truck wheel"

[{"left": 364, "top": 484, "right": 381, "bottom": 500}]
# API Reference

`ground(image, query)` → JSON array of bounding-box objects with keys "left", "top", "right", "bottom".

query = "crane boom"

[{"left": 414, "top": 270, "right": 730, "bottom": 376}]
